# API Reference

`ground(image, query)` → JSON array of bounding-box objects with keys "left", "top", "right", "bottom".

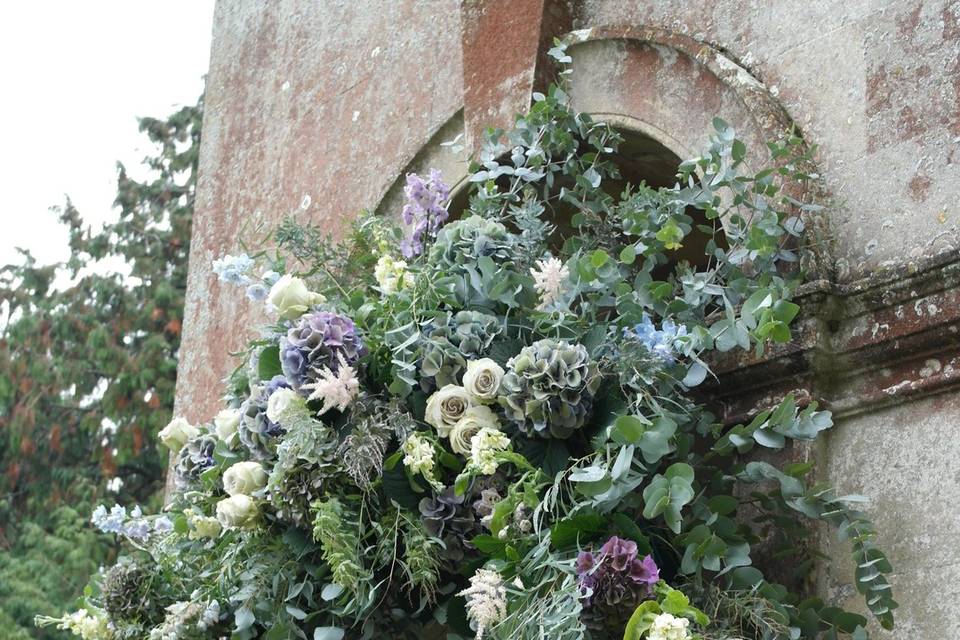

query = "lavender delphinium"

[
  {"left": 575, "top": 536, "right": 661, "bottom": 633},
  {"left": 281, "top": 311, "right": 366, "bottom": 393},
  {"left": 400, "top": 169, "right": 450, "bottom": 258},
  {"left": 626, "top": 313, "right": 688, "bottom": 363}
]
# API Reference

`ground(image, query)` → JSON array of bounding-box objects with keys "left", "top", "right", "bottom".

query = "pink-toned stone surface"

[
  {"left": 578, "top": 0, "right": 960, "bottom": 280},
  {"left": 178, "top": 1, "right": 960, "bottom": 636},
  {"left": 177, "top": 0, "right": 463, "bottom": 424}
]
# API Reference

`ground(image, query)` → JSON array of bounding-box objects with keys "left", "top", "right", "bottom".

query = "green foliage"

[
  {"left": 0, "top": 97, "right": 201, "bottom": 636},
  {"left": 42, "top": 43, "right": 893, "bottom": 640},
  {"left": 0, "top": 498, "right": 111, "bottom": 639}
]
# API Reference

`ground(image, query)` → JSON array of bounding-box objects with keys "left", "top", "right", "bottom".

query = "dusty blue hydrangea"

[{"left": 281, "top": 311, "right": 366, "bottom": 392}]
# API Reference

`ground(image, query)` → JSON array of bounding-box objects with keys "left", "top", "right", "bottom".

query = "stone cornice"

[{"left": 703, "top": 251, "right": 960, "bottom": 425}]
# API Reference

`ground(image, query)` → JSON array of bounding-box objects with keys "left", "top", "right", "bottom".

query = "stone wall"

[{"left": 178, "top": 1, "right": 960, "bottom": 637}]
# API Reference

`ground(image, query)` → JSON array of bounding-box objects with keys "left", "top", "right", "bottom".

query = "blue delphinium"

[
  {"left": 91, "top": 504, "right": 171, "bottom": 541},
  {"left": 627, "top": 313, "right": 687, "bottom": 363},
  {"left": 400, "top": 169, "right": 450, "bottom": 258},
  {"left": 212, "top": 253, "right": 254, "bottom": 285}
]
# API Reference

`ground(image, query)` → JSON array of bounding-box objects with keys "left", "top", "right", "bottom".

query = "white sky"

[{"left": 0, "top": 1, "right": 214, "bottom": 268}]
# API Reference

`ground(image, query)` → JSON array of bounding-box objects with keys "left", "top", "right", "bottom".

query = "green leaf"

[
  {"left": 258, "top": 345, "right": 282, "bottom": 380},
  {"left": 623, "top": 601, "right": 662, "bottom": 640},
  {"left": 619, "top": 245, "right": 637, "bottom": 264}
]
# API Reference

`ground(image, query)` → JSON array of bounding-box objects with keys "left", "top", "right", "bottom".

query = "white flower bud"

[
  {"left": 266, "top": 388, "right": 301, "bottom": 424},
  {"left": 461, "top": 358, "right": 505, "bottom": 403},
  {"left": 215, "top": 494, "right": 259, "bottom": 529},
  {"left": 213, "top": 408, "right": 241, "bottom": 444},
  {"left": 266, "top": 274, "right": 325, "bottom": 320},
  {"left": 222, "top": 461, "right": 268, "bottom": 496},
  {"left": 158, "top": 417, "right": 199, "bottom": 452},
  {"left": 424, "top": 385, "right": 472, "bottom": 437}
]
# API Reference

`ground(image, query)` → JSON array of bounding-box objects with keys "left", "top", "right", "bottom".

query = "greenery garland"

[{"left": 39, "top": 46, "right": 894, "bottom": 640}]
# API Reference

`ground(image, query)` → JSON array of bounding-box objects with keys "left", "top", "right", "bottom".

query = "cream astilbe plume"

[
  {"left": 459, "top": 568, "right": 508, "bottom": 639},
  {"left": 530, "top": 256, "right": 569, "bottom": 309},
  {"left": 304, "top": 353, "right": 360, "bottom": 414}
]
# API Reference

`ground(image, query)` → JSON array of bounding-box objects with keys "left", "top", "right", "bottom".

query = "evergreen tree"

[{"left": 0, "top": 97, "right": 202, "bottom": 638}]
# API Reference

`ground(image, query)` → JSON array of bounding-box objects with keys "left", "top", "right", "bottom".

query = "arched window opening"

[{"left": 446, "top": 126, "right": 724, "bottom": 272}]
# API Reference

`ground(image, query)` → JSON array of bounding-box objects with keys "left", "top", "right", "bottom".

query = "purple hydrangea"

[
  {"left": 575, "top": 536, "right": 660, "bottom": 608},
  {"left": 626, "top": 313, "right": 687, "bottom": 363},
  {"left": 400, "top": 169, "right": 450, "bottom": 258},
  {"left": 281, "top": 311, "right": 367, "bottom": 392}
]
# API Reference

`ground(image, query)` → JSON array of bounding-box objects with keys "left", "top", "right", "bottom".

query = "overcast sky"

[{"left": 0, "top": 1, "right": 214, "bottom": 268}]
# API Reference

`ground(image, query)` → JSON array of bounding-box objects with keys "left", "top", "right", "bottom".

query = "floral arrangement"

[{"left": 39, "top": 47, "right": 895, "bottom": 640}]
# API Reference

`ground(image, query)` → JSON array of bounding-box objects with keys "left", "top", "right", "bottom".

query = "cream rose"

[
  {"left": 158, "top": 417, "right": 199, "bottom": 452},
  {"left": 462, "top": 358, "right": 505, "bottom": 403},
  {"left": 424, "top": 385, "right": 472, "bottom": 437},
  {"left": 266, "top": 388, "right": 301, "bottom": 424},
  {"left": 222, "top": 461, "right": 268, "bottom": 496},
  {"left": 267, "top": 274, "right": 326, "bottom": 320},
  {"left": 213, "top": 408, "right": 241, "bottom": 444},
  {"left": 215, "top": 494, "right": 260, "bottom": 529},
  {"left": 449, "top": 405, "right": 501, "bottom": 455}
]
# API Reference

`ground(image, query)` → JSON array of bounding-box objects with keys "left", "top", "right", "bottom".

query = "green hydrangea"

[
  {"left": 428, "top": 214, "right": 515, "bottom": 274},
  {"left": 419, "top": 311, "right": 502, "bottom": 389},
  {"left": 499, "top": 339, "right": 601, "bottom": 439}
]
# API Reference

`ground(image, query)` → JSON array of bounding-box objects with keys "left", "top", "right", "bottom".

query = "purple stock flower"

[
  {"left": 575, "top": 536, "right": 660, "bottom": 612},
  {"left": 400, "top": 169, "right": 450, "bottom": 258},
  {"left": 281, "top": 311, "right": 367, "bottom": 392}
]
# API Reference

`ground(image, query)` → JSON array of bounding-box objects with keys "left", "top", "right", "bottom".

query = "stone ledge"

[{"left": 702, "top": 250, "right": 960, "bottom": 424}]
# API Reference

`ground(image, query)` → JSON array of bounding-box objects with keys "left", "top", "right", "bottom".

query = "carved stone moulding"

[{"left": 704, "top": 252, "right": 960, "bottom": 425}]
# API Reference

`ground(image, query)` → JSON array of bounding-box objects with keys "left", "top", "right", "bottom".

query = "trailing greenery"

[{"left": 42, "top": 46, "right": 892, "bottom": 640}]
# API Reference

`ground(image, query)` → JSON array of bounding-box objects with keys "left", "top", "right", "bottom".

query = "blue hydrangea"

[
  {"left": 627, "top": 313, "right": 687, "bottom": 363},
  {"left": 212, "top": 253, "right": 254, "bottom": 285}
]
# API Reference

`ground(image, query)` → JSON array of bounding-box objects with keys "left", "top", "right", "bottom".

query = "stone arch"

[{"left": 375, "top": 22, "right": 826, "bottom": 272}]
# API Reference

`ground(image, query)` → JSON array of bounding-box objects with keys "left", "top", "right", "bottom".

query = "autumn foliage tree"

[{"left": 0, "top": 97, "right": 201, "bottom": 637}]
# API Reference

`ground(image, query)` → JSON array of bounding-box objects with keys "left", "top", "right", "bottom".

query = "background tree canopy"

[{"left": 0, "top": 97, "right": 201, "bottom": 638}]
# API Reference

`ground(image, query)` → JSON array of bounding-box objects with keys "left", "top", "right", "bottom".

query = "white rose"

[
  {"left": 424, "top": 385, "right": 473, "bottom": 437},
  {"left": 222, "top": 461, "right": 268, "bottom": 496},
  {"left": 213, "top": 408, "right": 241, "bottom": 444},
  {"left": 266, "top": 388, "right": 301, "bottom": 424},
  {"left": 267, "top": 274, "right": 326, "bottom": 320},
  {"left": 462, "top": 358, "right": 505, "bottom": 403},
  {"left": 215, "top": 494, "right": 260, "bottom": 529},
  {"left": 449, "top": 405, "right": 501, "bottom": 455},
  {"left": 158, "top": 417, "right": 199, "bottom": 451},
  {"left": 185, "top": 509, "right": 223, "bottom": 540}
]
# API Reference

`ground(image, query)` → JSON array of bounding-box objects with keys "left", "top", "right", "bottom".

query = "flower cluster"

[
  {"left": 627, "top": 313, "right": 688, "bottom": 363},
  {"left": 400, "top": 169, "right": 450, "bottom": 258},
  {"left": 576, "top": 536, "right": 660, "bottom": 633},
  {"left": 374, "top": 254, "right": 414, "bottom": 294},
  {"left": 50, "top": 79, "right": 892, "bottom": 640},
  {"left": 459, "top": 568, "right": 508, "bottom": 639},
  {"left": 91, "top": 504, "right": 172, "bottom": 541},
  {"left": 530, "top": 256, "right": 569, "bottom": 309},
  {"left": 281, "top": 311, "right": 367, "bottom": 392}
]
